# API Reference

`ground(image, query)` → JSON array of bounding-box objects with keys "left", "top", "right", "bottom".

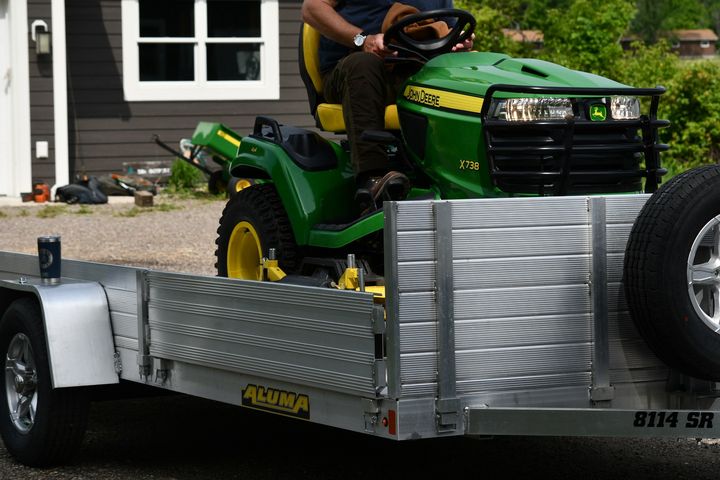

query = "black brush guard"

[{"left": 480, "top": 85, "right": 669, "bottom": 196}]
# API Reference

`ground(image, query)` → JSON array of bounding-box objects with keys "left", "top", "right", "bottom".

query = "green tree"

[
  {"left": 540, "top": 0, "right": 636, "bottom": 78},
  {"left": 613, "top": 41, "right": 679, "bottom": 88},
  {"left": 661, "top": 61, "right": 720, "bottom": 175},
  {"left": 523, "top": 0, "right": 574, "bottom": 30},
  {"left": 632, "top": 0, "right": 711, "bottom": 43},
  {"left": 454, "top": 0, "right": 525, "bottom": 54},
  {"left": 700, "top": 0, "right": 720, "bottom": 32}
]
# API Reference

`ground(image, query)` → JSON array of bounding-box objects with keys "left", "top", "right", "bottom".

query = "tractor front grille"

[{"left": 482, "top": 85, "right": 669, "bottom": 196}]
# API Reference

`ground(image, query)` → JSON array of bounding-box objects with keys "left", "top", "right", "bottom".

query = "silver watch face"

[{"left": 353, "top": 33, "right": 366, "bottom": 47}]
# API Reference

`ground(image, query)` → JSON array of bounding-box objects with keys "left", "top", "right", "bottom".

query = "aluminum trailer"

[{"left": 1, "top": 194, "right": 719, "bottom": 466}]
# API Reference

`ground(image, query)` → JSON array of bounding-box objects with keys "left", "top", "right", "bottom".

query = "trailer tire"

[
  {"left": 0, "top": 297, "right": 89, "bottom": 466},
  {"left": 215, "top": 184, "right": 298, "bottom": 279},
  {"left": 625, "top": 165, "right": 720, "bottom": 380}
]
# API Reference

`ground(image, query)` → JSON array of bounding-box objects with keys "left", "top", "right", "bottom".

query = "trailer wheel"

[
  {"left": 0, "top": 298, "right": 89, "bottom": 466},
  {"left": 215, "top": 184, "right": 298, "bottom": 279},
  {"left": 625, "top": 165, "right": 720, "bottom": 380}
]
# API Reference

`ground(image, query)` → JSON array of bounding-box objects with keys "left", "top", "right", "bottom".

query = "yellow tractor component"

[
  {"left": 226, "top": 221, "right": 263, "bottom": 281},
  {"left": 337, "top": 267, "right": 360, "bottom": 290},
  {"left": 262, "top": 258, "right": 287, "bottom": 282},
  {"left": 365, "top": 285, "right": 386, "bottom": 304}
]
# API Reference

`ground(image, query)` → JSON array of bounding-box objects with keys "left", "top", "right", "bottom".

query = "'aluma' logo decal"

[
  {"left": 590, "top": 104, "right": 607, "bottom": 122},
  {"left": 242, "top": 384, "right": 310, "bottom": 419}
]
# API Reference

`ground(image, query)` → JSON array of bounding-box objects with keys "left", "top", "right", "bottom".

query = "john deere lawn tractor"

[{"left": 215, "top": 9, "right": 667, "bottom": 283}]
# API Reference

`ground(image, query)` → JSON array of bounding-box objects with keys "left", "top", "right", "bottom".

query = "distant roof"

[
  {"left": 671, "top": 29, "right": 718, "bottom": 41},
  {"left": 502, "top": 29, "right": 544, "bottom": 43}
]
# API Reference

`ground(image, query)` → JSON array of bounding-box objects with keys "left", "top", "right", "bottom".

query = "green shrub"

[
  {"left": 167, "top": 158, "right": 205, "bottom": 192},
  {"left": 660, "top": 60, "right": 720, "bottom": 176}
]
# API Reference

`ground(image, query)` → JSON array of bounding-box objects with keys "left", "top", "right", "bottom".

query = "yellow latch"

[
  {"left": 335, "top": 254, "right": 386, "bottom": 304},
  {"left": 261, "top": 248, "right": 286, "bottom": 282},
  {"left": 262, "top": 258, "right": 286, "bottom": 282},
  {"left": 337, "top": 267, "right": 359, "bottom": 290}
]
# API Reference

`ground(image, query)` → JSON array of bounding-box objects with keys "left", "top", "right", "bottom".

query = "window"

[
  {"left": 700, "top": 40, "right": 711, "bottom": 49},
  {"left": 121, "top": 0, "right": 279, "bottom": 101}
]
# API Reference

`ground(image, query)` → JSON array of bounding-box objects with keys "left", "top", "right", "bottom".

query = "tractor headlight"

[
  {"left": 492, "top": 98, "right": 573, "bottom": 122},
  {"left": 610, "top": 96, "right": 641, "bottom": 120}
]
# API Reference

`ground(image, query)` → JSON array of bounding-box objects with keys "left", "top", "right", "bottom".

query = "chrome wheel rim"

[
  {"left": 4, "top": 333, "right": 38, "bottom": 433},
  {"left": 688, "top": 215, "right": 720, "bottom": 333}
]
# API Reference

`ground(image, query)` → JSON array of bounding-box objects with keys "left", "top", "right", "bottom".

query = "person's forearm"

[{"left": 301, "top": 0, "right": 361, "bottom": 48}]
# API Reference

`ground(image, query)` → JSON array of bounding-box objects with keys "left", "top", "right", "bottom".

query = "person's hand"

[
  {"left": 363, "top": 33, "right": 397, "bottom": 58},
  {"left": 452, "top": 33, "right": 475, "bottom": 52}
]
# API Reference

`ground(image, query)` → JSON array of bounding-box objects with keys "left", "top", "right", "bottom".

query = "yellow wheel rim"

[
  {"left": 227, "top": 221, "right": 263, "bottom": 280},
  {"left": 235, "top": 179, "right": 252, "bottom": 193}
]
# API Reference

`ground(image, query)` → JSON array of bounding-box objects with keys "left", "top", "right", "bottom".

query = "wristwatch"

[{"left": 353, "top": 31, "right": 367, "bottom": 49}]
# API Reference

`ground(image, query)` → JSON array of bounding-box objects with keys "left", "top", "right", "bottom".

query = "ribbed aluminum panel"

[
  {"left": 604, "top": 195, "right": 668, "bottom": 385},
  {"left": 400, "top": 313, "right": 593, "bottom": 353},
  {"left": 145, "top": 272, "right": 380, "bottom": 397},
  {"left": 398, "top": 255, "right": 591, "bottom": 292},
  {"left": 391, "top": 194, "right": 665, "bottom": 402},
  {"left": 402, "top": 343, "right": 592, "bottom": 384}
]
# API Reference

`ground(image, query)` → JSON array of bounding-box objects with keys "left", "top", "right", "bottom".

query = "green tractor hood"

[{"left": 411, "top": 52, "right": 628, "bottom": 95}]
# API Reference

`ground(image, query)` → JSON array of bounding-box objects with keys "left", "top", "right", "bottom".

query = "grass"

[
  {"left": 0, "top": 211, "right": 6, "bottom": 218},
  {"left": 73, "top": 205, "right": 93, "bottom": 215},
  {"left": 114, "top": 202, "right": 182, "bottom": 217},
  {"left": 36, "top": 205, "right": 67, "bottom": 218},
  {"left": 154, "top": 203, "right": 182, "bottom": 212},
  {"left": 164, "top": 189, "right": 224, "bottom": 201}
]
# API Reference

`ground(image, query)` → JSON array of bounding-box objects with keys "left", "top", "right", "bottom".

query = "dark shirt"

[{"left": 318, "top": 0, "right": 453, "bottom": 73}]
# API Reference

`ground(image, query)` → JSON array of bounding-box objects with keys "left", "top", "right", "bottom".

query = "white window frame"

[
  {"left": 121, "top": 0, "right": 279, "bottom": 101},
  {"left": 700, "top": 40, "right": 711, "bottom": 49}
]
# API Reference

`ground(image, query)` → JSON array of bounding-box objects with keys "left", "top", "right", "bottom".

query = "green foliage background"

[{"left": 455, "top": 0, "right": 720, "bottom": 176}]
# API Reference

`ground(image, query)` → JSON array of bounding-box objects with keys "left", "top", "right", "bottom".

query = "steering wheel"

[{"left": 383, "top": 9, "right": 476, "bottom": 61}]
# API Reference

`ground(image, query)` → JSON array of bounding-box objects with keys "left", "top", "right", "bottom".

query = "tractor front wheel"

[{"left": 215, "top": 184, "right": 298, "bottom": 279}]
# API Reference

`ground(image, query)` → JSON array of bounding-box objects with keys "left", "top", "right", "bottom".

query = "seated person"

[{"left": 301, "top": 0, "right": 473, "bottom": 212}]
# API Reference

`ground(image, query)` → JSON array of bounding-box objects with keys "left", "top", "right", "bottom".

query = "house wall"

[
  {"left": 676, "top": 41, "right": 717, "bottom": 57},
  {"left": 28, "top": 0, "right": 313, "bottom": 184},
  {"left": 28, "top": 0, "right": 55, "bottom": 185}
]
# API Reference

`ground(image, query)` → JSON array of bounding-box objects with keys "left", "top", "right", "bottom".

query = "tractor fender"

[
  {"left": 230, "top": 136, "right": 353, "bottom": 245},
  {"left": 231, "top": 148, "right": 313, "bottom": 244},
  {"left": 0, "top": 278, "right": 119, "bottom": 388}
]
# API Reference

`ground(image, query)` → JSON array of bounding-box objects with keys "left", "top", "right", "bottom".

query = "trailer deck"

[{"left": 1, "top": 194, "right": 719, "bottom": 446}]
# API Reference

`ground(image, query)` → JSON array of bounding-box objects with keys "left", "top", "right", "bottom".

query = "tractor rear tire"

[
  {"left": 625, "top": 165, "right": 720, "bottom": 380},
  {"left": 0, "top": 298, "right": 89, "bottom": 466},
  {"left": 215, "top": 184, "right": 298, "bottom": 279}
]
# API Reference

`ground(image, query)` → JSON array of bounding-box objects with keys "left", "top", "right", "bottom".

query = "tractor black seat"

[
  {"left": 299, "top": 23, "right": 400, "bottom": 133},
  {"left": 252, "top": 121, "right": 338, "bottom": 172}
]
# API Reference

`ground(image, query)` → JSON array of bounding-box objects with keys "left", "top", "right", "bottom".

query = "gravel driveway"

[
  {"left": 0, "top": 196, "right": 225, "bottom": 275},
  {"left": 1, "top": 196, "right": 720, "bottom": 479}
]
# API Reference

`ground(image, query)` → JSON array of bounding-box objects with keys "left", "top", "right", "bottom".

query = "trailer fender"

[{"left": 0, "top": 279, "right": 119, "bottom": 388}]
